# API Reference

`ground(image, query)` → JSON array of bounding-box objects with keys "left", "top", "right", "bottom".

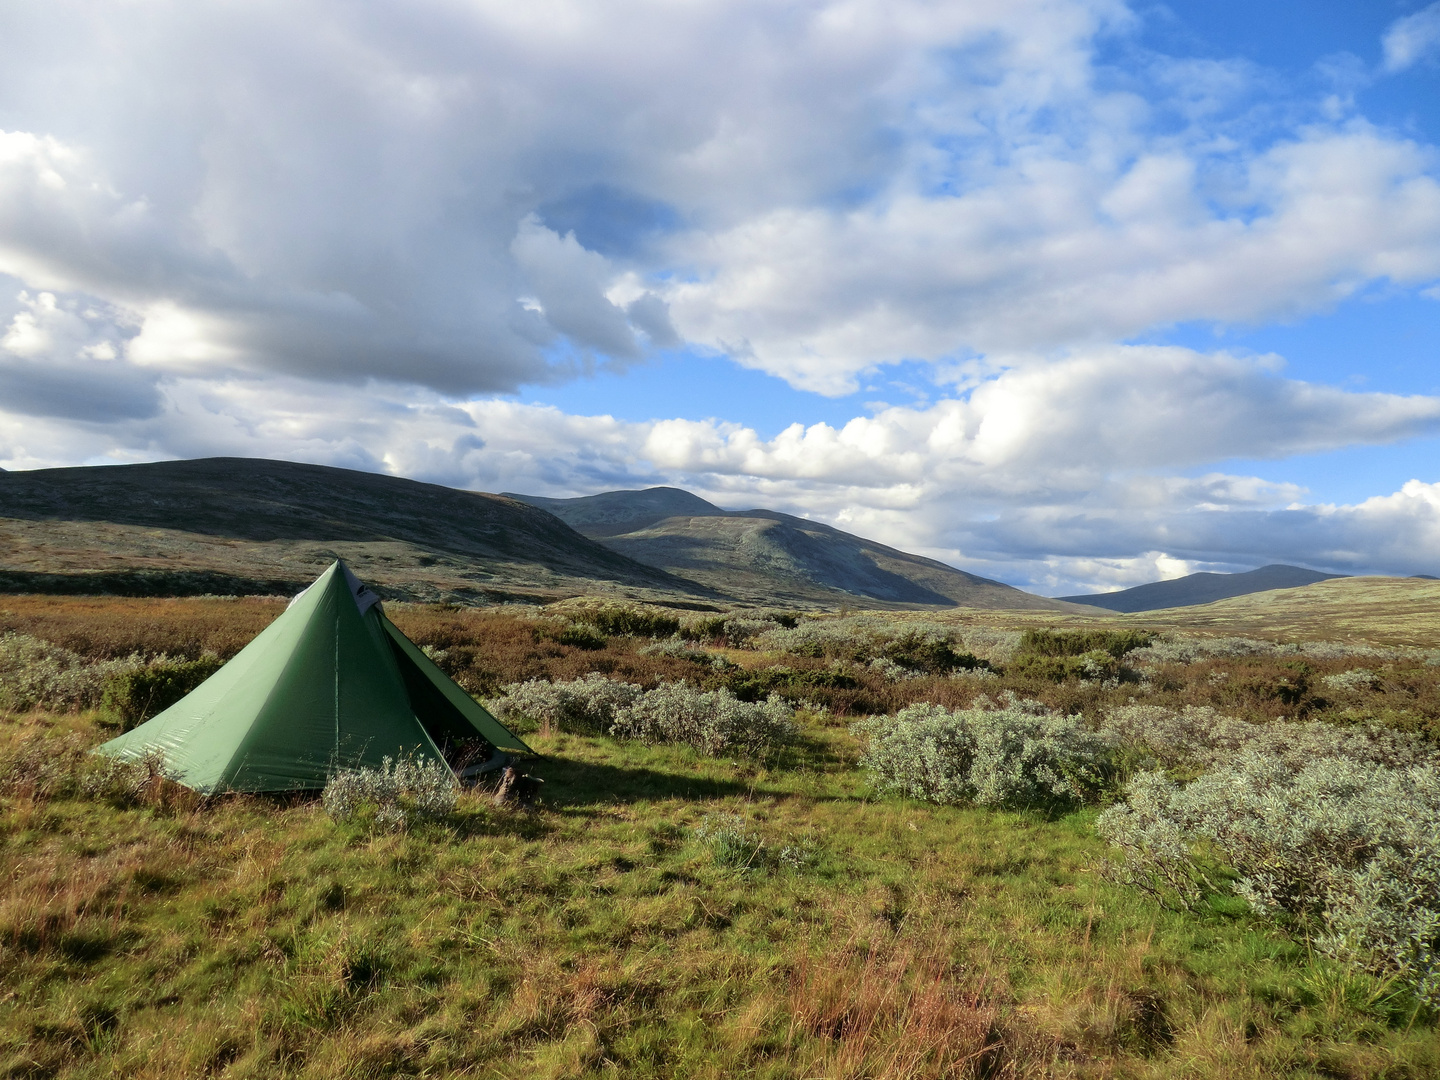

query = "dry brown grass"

[{"left": 0, "top": 594, "right": 286, "bottom": 659}]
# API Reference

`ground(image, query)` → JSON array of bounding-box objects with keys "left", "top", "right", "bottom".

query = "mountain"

[
  {"left": 0, "top": 458, "right": 711, "bottom": 604},
  {"left": 505, "top": 487, "right": 1082, "bottom": 611},
  {"left": 1058, "top": 564, "right": 1347, "bottom": 613},
  {"left": 510, "top": 487, "right": 725, "bottom": 538}
]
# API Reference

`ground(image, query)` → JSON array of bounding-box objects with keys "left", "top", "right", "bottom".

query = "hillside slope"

[
  {"left": 508, "top": 487, "right": 1081, "bottom": 611},
  {"left": 0, "top": 459, "right": 710, "bottom": 603},
  {"left": 1059, "top": 564, "right": 1345, "bottom": 613},
  {"left": 1125, "top": 576, "right": 1440, "bottom": 647}
]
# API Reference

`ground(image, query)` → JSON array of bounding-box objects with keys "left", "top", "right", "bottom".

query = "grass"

[
  {"left": 3, "top": 709, "right": 1438, "bottom": 1079},
  {"left": 4, "top": 593, "right": 1440, "bottom": 1077}
]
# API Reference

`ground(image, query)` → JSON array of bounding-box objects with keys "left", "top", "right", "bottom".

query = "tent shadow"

[{"left": 528, "top": 756, "right": 758, "bottom": 809}]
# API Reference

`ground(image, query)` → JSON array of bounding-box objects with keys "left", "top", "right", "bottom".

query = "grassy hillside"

[
  {"left": 0, "top": 459, "right": 711, "bottom": 605},
  {"left": 1127, "top": 577, "right": 1440, "bottom": 647},
  {"left": 4, "top": 597, "right": 1440, "bottom": 1076},
  {"left": 510, "top": 487, "right": 1079, "bottom": 611}
]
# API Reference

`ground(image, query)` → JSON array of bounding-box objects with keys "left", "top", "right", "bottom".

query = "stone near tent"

[{"left": 93, "top": 560, "right": 531, "bottom": 793}]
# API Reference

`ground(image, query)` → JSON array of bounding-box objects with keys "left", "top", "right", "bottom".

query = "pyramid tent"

[{"left": 95, "top": 561, "right": 531, "bottom": 793}]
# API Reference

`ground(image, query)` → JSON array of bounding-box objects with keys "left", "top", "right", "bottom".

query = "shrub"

[
  {"left": 554, "top": 623, "right": 609, "bottom": 649},
  {"left": 0, "top": 632, "right": 147, "bottom": 714},
  {"left": 691, "top": 812, "right": 817, "bottom": 873},
  {"left": 575, "top": 606, "right": 681, "bottom": 639},
  {"left": 678, "top": 614, "right": 730, "bottom": 642},
  {"left": 1096, "top": 705, "right": 1436, "bottom": 773},
  {"left": 855, "top": 703, "right": 1117, "bottom": 809},
  {"left": 753, "top": 616, "right": 983, "bottom": 671},
  {"left": 322, "top": 756, "right": 457, "bottom": 831},
  {"left": 1098, "top": 754, "right": 1440, "bottom": 1006},
  {"left": 1006, "top": 649, "right": 1123, "bottom": 684},
  {"left": 492, "top": 673, "right": 643, "bottom": 734},
  {"left": 721, "top": 665, "right": 859, "bottom": 702},
  {"left": 611, "top": 683, "right": 796, "bottom": 756},
  {"left": 0, "top": 731, "right": 89, "bottom": 801},
  {"left": 879, "top": 631, "right": 985, "bottom": 675},
  {"left": 100, "top": 657, "right": 225, "bottom": 730},
  {"left": 640, "top": 637, "right": 734, "bottom": 669},
  {"left": 1323, "top": 668, "right": 1381, "bottom": 694},
  {"left": 1017, "top": 628, "right": 1154, "bottom": 659}
]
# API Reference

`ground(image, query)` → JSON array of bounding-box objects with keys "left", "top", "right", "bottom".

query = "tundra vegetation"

[{"left": 3, "top": 594, "right": 1440, "bottom": 1077}]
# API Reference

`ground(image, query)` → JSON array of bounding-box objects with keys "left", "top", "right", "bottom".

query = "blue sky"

[{"left": 2, "top": 0, "right": 1439, "bottom": 594}]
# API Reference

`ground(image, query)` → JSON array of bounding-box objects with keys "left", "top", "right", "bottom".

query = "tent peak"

[{"left": 287, "top": 559, "right": 382, "bottom": 616}]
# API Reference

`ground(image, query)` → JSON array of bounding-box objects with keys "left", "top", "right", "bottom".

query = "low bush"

[
  {"left": 754, "top": 617, "right": 983, "bottom": 674},
  {"left": 1097, "top": 705, "right": 1436, "bottom": 773},
  {"left": 491, "top": 673, "right": 643, "bottom": 735},
  {"left": 611, "top": 683, "right": 796, "bottom": 756},
  {"left": 638, "top": 637, "right": 731, "bottom": 667},
  {"left": 575, "top": 606, "right": 681, "bottom": 639},
  {"left": 100, "top": 657, "right": 225, "bottom": 730},
  {"left": 855, "top": 703, "right": 1117, "bottom": 809},
  {"left": 1323, "top": 668, "right": 1381, "bottom": 694},
  {"left": 492, "top": 675, "right": 795, "bottom": 755},
  {"left": 0, "top": 632, "right": 146, "bottom": 714},
  {"left": 1098, "top": 753, "right": 1440, "bottom": 1006},
  {"left": 1017, "top": 628, "right": 1154, "bottom": 659},
  {"left": 720, "top": 665, "right": 860, "bottom": 702},
  {"left": 321, "top": 756, "right": 458, "bottom": 831},
  {"left": 1006, "top": 649, "right": 1123, "bottom": 684},
  {"left": 0, "top": 732, "right": 173, "bottom": 808},
  {"left": 678, "top": 614, "right": 730, "bottom": 641}
]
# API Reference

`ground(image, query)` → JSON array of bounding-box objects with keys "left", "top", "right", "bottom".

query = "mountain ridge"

[
  {"left": 506, "top": 486, "right": 1084, "bottom": 611},
  {"left": 0, "top": 458, "right": 712, "bottom": 604},
  {"left": 1059, "top": 563, "right": 1347, "bottom": 613}
]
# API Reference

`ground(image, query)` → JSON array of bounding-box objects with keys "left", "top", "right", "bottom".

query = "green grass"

[{"left": 3, "top": 712, "right": 1437, "bottom": 1079}]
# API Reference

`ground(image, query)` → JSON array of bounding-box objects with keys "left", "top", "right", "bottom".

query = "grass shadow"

[{"left": 529, "top": 754, "right": 760, "bottom": 808}]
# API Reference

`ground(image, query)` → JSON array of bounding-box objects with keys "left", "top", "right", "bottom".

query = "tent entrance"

[{"left": 385, "top": 637, "right": 496, "bottom": 772}]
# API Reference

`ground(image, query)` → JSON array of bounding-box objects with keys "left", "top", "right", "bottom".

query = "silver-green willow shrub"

[
  {"left": 856, "top": 703, "right": 1116, "bottom": 809},
  {"left": 1098, "top": 753, "right": 1440, "bottom": 1006},
  {"left": 610, "top": 683, "right": 795, "bottom": 756},
  {"left": 322, "top": 756, "right": 458, "bottom": 831},
  {"left": 492, "top": 673, "right": 643, "bottom": 734},
  {"left": 492, "top": 675, "right": 795, "bottom": 755},
  {"left": 1097, "top": 705, "right": 1436, "bottom": 773},
  {"left": 0, "top": 632, "right": 147, "bottom": 713}
]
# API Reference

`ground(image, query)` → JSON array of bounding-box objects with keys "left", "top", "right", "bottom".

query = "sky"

[{"left": 1, "top": 0, "right": 1439, "bottom": 596}]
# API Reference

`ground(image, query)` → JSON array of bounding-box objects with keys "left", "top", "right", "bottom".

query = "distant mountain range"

[
  {"left": 3, "top": 460, "right": 1384, "bottom": 614},
  {"left": 505, "top": 487, "right": 1077, "bottom": 610},
  {"left": 0, "top": 461, "right": 1078, "bottom": 610},
  {"left": 1059, "top": 564, "right": 1347, "bottom": 613}
]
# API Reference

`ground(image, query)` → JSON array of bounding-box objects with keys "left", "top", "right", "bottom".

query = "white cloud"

[
  {"left": 664, "top": 127, "right": 1440, "bottom": 392},
  {"left": 0, "top": 1, "right": 1436, "bottom": 397},
  {"left": 1383, "top": 3, "right": 1440, "bottom": 73}
]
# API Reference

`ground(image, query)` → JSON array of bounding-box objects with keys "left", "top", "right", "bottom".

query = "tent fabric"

[{"left": 94, "top": 560, "right": 531, "bottom": 793}]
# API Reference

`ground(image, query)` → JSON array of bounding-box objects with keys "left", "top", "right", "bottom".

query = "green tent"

[{"left": 95, "top": 560, "right": 530, "bottom": 793}]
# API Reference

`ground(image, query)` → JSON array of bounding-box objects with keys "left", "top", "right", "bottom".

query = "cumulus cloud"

[
  {"left": 1383, "top": 3, "right": 1440, "bottom": 73},
  {"left": 0, "top": 1, "right": 1437, "bottom": 397}
]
